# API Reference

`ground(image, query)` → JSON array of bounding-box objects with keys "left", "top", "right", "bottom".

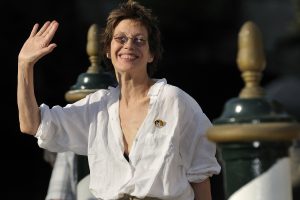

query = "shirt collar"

[{"left": 148, "top": 78, "right": 167, "bottom": 97}]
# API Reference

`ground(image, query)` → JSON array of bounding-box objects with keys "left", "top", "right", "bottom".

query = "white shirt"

[{"left": 36, "top": 78, "right": 221, "bottom": 200}]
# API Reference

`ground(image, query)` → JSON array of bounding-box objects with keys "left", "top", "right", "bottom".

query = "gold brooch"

[{"left": 154, "top": 119, "right": 166, "bottom": 128}]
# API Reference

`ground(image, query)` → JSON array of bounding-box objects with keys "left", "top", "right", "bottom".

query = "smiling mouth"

[{"left": 119, "top": 54, "right": 138, "bottom": 60}]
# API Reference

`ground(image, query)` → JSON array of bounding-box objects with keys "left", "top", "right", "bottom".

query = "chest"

[{"left": 119, "top": 99, "right": 150, "bottom": 153}]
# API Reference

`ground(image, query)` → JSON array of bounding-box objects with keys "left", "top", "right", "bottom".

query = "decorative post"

[
  {"left": 207, "top": 21, "right": 300, "bottom": 200},
  {"left": 65, "top": 24, "right": 116, "bottom": 102},
  {"left": 64, "top": 24, "right": 116, "bottom": 199}
]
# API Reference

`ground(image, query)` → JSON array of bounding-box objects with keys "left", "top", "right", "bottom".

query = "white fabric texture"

[
  {"left": 45, "top": 151, "right": 97, "bottom": 200},
  {"left": 45, "top": 151, "right": 77, "bottom": 200},
  {"left": 77, "top": 175, "right": 98, "bottom": 200},
  {"left": 36, "top": 78, "right": 221, "bottom": 200}
]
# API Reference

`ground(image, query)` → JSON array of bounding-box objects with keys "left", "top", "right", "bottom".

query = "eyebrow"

[{"left": 114, "top": 32, "right": 147, "bottom": 38}]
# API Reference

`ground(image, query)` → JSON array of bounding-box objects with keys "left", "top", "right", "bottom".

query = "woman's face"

[{"left": 108, "top": 19, "right": 153, "bottom": 75}]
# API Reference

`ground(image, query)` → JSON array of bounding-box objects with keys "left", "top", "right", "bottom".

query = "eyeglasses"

[{"left": 113, "top": 34, "right": 147, "bottom": 47}]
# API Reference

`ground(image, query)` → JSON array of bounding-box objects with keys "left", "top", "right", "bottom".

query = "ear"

[
  {"left": 147, "top": 54, "right": 154, "bottom": 63},
  {"left": 106, "top": 52, "right": 111, "bottom": 59}
]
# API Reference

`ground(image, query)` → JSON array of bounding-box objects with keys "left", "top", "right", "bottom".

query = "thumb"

[
  {"left": 47, "top": 43, "right": 57, "bottom": 52},
  {"left": 37, "top": 43, "right": 57, "bottom": 61},
  {"left": 40, "top": 43, "right": 57, "bottom": 55}
]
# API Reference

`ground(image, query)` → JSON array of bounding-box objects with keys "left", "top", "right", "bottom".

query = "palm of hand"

[{"left": 18, "top": 20, "right": 59, "bottom": 65}]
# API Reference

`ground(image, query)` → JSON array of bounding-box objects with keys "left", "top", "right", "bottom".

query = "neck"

[{"left": 118, "top": 75, "right": 154, "bottom": 106}]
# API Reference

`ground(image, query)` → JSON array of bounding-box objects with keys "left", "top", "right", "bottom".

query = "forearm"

[
  {"left": 191, "top": 178, "right": 212, "bottom": 200},
  {"left": 17, "top": 21, "right": 59, "bottom": 135},
  {"left": 17, "top": 61, "right": 40, "bottom": 135}
]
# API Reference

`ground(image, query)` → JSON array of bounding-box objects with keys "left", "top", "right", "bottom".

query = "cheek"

[
  {"left": 110, "top": 43, "right": 121, "bottom": 56},
  {"left": 109, "top": 52, "right": 117, "bottom": 62}
]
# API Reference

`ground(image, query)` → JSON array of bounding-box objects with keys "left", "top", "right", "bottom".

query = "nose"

[{"left": 123, "top": 38, "right": 135, "bottom": 48}]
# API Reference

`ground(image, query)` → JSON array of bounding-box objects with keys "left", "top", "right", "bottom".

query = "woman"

[{"left": 17, "top": 1, "right": 220, "bottom": 200}]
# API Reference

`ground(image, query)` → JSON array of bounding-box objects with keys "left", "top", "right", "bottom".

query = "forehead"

[{"left": 114, "top": 19, "right": 148, "bottom": 36}]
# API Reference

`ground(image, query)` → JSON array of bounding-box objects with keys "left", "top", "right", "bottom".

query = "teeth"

[{"left": 120, "top": 54, "right": 136, "bottom": 59}]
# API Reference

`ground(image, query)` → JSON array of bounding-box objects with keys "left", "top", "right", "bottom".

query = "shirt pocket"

[
  {"left": 140, "top": 130, "right": 174, "bottom": 170},
  {"left": 141, "top": 132, "right": 157, "bottom": 160}
]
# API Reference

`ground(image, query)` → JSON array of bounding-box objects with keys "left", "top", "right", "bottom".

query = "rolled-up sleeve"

[
  {"left": 35, "top": 95, "right": 93, "bottom": 155},
  {"left": 35, "top": 104, "right": 59, "bottom": 151}
]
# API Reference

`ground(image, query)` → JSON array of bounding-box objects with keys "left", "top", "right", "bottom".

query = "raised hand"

[{"left": 18, "top": 20, "right": 59, "bottom": 66}]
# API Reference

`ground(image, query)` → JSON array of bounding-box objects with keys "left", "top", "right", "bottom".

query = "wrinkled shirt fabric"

[{"left": 35, "top": 78, "right": 221, "bottom": 200}]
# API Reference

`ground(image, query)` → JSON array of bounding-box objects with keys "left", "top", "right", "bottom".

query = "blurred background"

[{"left": 3, "top": 0, "right": 300, "bottom": 199}]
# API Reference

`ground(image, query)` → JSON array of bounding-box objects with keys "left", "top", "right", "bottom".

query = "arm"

[
  {"left": 17, "top": 20, "right": 59, "bottom": 135},
  {"left": 191, "top": 178, "right": 212, "bottom": 200},
  {"left": 176, "top": 94, "right": 220, "bottom": 200}
]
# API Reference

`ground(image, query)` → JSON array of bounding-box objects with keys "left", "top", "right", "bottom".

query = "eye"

[
  {"left": 134, "top": 38, "right": 146, "bottom": 46},
  {"left": 114, "top": 36, "right": 127, "bottom": 44}
]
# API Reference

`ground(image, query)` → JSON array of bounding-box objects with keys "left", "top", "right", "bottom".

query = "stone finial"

[
  {"left": 236, "top": 21, "right": 266, "bottom": 98},
  {"left": 206, "top": 21, "right": 300, "bottom": 143},
  {"left": 86, "top": 24, "right": 102, "bottom": 73}
]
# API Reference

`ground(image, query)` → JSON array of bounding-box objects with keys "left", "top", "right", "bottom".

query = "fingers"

[
  {"left": 30, "top": 20, "right": 58, "bottom": 38},
  {"left": 43, "top": 21, "right": 59, "bottom": 39},
  {"left": 29, "top": 23, "right": 39, "bottom": 37},
  {"left": 36, "top": 21, "right": 51, "bottom": 36},
  {"left": 41, "top": 21, "right": 58, "bottom": 37},
  {"left": 40, "top": 21, "right": 59, "bottom": 48}
]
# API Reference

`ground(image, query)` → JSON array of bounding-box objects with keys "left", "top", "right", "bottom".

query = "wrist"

[{"left": 18, "top": 59, "right": 35, "bottom": 69}]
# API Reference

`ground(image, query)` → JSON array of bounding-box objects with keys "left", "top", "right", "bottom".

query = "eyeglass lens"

[{"left": 113, "top": 35, "right": 147, "bottom": 47}]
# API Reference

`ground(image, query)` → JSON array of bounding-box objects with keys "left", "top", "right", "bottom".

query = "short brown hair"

[{"left": 100, "top": 1, "right": 163, "bottom": 76}]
